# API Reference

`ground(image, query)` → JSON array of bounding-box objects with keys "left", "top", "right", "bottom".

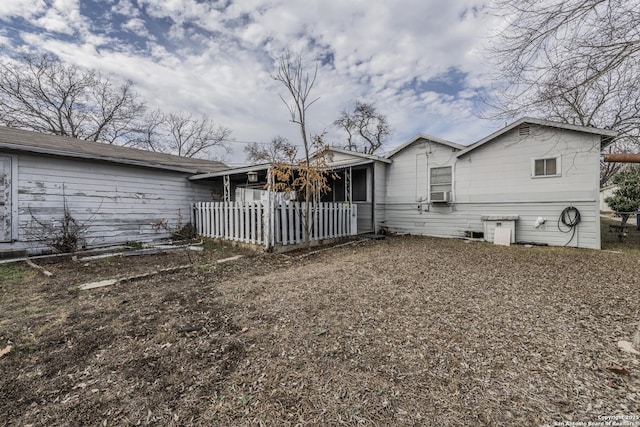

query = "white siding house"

[
  {"left": 382, "top": 118, "right": 616, "bottom": 249},
  {"left": 0, "top": 126, "right": 226, "bottom": 256}
]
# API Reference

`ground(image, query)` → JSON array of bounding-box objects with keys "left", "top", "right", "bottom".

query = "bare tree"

[
  {"left": 486, "top": 0, "right": 640, "bottom": 185},
  {"left": 273, "top": 50, "right": 319, "bottom": 165},
  {"left": 272, "top": 50, "right": 331, "bottom": 248},
  {"left": 334, "top": 101, "right": 391, "bottom": 154},
  {"left": 165, "top": 112, "right": 230, "bottom": 158},
  {"left": 129, "top": 108, "right": 166, "bottom": 152},
  {"left": 268, "top": 133, "right": 335, "bottom": 204},
  {"left": 132, "top": 110, "right": 231, "bottom": 158},
  {"left": 0, "top": 53, "right": 145, "bottom": 144},
  {"left": 245, "top": 136, "right": 297, "bottom": 164}
]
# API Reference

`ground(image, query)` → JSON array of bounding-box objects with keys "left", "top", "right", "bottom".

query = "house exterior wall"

[
  {"left": 385, "top": 138, "right": 459, "bottom": 205},
  {"left": 0, "top": 154, "right": 14, "bottom": 242},
  {"left": 383, "top": 127, "right": 602, "bottom": 249},
  {"left": 373, "top": 161, "right": 387, "bottom": 231},
  {"left": 0, "top": 152, "right": 213, "bottom": 254}
]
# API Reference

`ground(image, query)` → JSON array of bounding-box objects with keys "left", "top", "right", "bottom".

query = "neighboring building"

[
  {"left": 383, "top": 118, "right": 616, "bottom": 249},
  {"left": 0, "top": 126, "right": 227, "bottom": 256},
  {"left": 600, "top": 185, "right": 618, "bottom": 213}
]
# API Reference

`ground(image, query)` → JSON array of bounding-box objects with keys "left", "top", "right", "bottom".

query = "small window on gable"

[{"left": 532, "top": 157, "right": 560, "bottom": 177}]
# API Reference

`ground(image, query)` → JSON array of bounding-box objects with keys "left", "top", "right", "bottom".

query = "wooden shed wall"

[{"left": 6, "top": 153, "right": 213, "bottom": 252}]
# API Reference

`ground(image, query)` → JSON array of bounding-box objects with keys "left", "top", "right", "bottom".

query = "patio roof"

[{"left": 189, "top": 156, "right": 382, "bottom": 181}]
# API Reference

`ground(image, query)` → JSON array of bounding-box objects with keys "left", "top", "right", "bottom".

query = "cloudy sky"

[{"left": 0, "top": 0, "right": 505, "bottom": 165}]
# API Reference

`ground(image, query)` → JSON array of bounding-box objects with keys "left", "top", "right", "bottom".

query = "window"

[
  {"left": 532, "top": 157, "right": 560, "bottom": 177},
  {"left": 430, "top": 166, "right": 452, "bottom": 195},
  {"left": 321, "top": 168, "right": 368, "bottom": 202},
  {"left": 351, "top": 169, "right": 367, "bottom": 202}
]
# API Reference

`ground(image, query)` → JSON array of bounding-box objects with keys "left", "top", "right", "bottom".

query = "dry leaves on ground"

[{"left": 1, "top": 236, "right": 639, "bottom": 426}]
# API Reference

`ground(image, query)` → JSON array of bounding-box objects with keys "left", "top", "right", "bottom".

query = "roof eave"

[
  {"left": 189, "top": 163, "right": 271, "bottom": 180},
  {"left": 386, "top": 134, "right": 464, "bottom": 159},
  {"left": 322, "top": 147, "right": 393, "bottom": 164},
  {"left": 456, "top": 117, "right": 618, "bottom": 158},
  {"left": 0, "top": 142, "right": 212, "bottom": 174}
]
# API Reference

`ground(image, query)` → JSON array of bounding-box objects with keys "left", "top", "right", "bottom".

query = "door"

[{"left": 0, "top": 156, "right": 11, "bottom": 242}]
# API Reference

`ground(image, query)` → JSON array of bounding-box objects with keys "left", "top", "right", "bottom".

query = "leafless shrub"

[{"left": 26, "top": 200, "right": 88, "bottom": 253}]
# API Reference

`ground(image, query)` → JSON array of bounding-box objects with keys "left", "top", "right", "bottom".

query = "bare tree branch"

[
  {"left": 245, "top": 136, "right": 297, "bottom": 164},
  {"left": 0, "top": 53, "right": 145, "bottom": 145},
  {"left": 132, "top": 110, "right": 231, "bottom": 158},
  {"left": 334, "top": 101, "right": 391, "bottom": 154},
  {"left": 486, "top": 0, "right": 640, "bottom": 185}
]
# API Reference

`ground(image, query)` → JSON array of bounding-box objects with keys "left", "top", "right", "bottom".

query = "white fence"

[{"left": 192, "top": 201, "right": 358, "bottom": 249}]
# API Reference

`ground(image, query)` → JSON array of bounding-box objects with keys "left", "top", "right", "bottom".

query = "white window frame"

[
  {"left": 429, "top": 165, "right": 453, "bottom": 201},
  {"left": 531, "top": 156, "right": 561, "bottom": 178}
]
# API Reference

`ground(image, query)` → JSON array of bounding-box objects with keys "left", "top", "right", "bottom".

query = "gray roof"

[{"left": 0, "top": 126, "right": 228, "bottom": 174}]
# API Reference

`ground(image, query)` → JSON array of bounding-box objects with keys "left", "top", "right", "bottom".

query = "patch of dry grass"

[
  {"left": 601, "top": 215, "right": 640, "bottom": 254},
  {"left": 1, "top": 236, "right": 639, "bottom": 426}
]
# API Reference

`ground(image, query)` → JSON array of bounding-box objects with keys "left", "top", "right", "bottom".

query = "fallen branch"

[
  {"left": 75, "top": 245, "right": 204, "bottom": 263},
  {"left": 78, "top": 255, "right": 244, "bottom": 290},
  {"left": 25, "top": 258, "right": 54, "bottom": 277}
]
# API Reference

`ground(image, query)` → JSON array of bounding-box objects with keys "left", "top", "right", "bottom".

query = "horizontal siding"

[
  {"left": 382, "top": 200, "right": 600, "bottom": 249},
  {"left": 355, "top": 202, "right": 372, "bottom": 233},
  {"left": 383, "top": 127, "right": 602, "bottom": 249},
  {"left": 374, "top": 162, "right": 386, "bottom": 230},
  {"left": 456, "top": 127, "right": 601, "bottom": 203},
  {"left": 15, "top": 154, "right": 213, "bottom": 250},
  {"left": 386, "top": 141, "right": 458, "bottom": 204}
]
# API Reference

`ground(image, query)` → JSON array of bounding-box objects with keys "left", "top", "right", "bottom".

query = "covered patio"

[{"left": 187, "top": 149, "right": 389, "bottom": 250}]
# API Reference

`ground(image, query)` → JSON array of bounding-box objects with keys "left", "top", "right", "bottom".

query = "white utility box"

[{"left": 481, "top": 215, "right": 519, "bottom": 244}]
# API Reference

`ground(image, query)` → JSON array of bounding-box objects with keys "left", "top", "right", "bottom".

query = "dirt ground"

[{"left": 1, "top": 235, "right": 639, "bottom": 426}]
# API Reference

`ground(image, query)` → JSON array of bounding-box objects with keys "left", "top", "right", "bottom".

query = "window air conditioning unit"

[{"left": 430, "top": 191, "right": 450, "bottom": 203}]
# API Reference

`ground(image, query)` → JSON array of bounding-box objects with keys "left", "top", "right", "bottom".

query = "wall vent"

[{"left": 519, "top": 125, "right": 530, "bottom": 136}]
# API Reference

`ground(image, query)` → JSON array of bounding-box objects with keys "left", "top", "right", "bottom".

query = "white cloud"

[
  {"left": 0, "top": 0, "right": 46, "bottom": 20},
  {"left": 35, "top": 8, "right": 75, "bottom": 35},
  {"left": 111, "top": 0, "right": 140, "bottom": 17},
  {"left": 122, "top": 17, "right": 150, "bottom": 38},
  {"left": 1, "top": 0, "right": 506, "bottom": 164}
]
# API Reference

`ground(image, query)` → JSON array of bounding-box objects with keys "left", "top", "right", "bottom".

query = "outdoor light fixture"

[{"left": 247, "top": 171, "right": 258, "bottom": 183}]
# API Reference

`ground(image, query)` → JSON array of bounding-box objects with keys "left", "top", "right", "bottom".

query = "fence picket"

[{"left": 192, "top": 201, "right": 356, "bottom": 249}]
